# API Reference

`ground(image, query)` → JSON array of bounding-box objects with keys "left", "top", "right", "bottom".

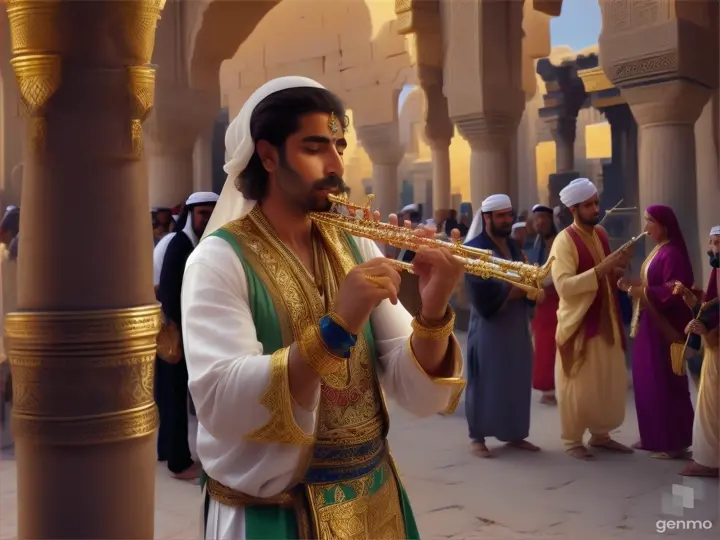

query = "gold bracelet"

[
  {"left": 411, "top": 305, "right": 455, "bottom": 341},
  {"left": 297, "top": 324, "right": 347, "bottom": 377},
  {"left": 327, "top": 311, "right": 353, "bottom": 335}
]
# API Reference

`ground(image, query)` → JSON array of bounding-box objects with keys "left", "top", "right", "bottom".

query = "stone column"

[
  {"left": 442, "top": 0, "right": 525, "bottom": 209},
  {"left": 455, "top": 114, "right": 518, "bottom": 208},
  {"left": 145, "top": 0, "right": 219, "bottom": 208},
  {"left": 193, "top": 127, "right": 214, "bottom": 192},
  {"left": 4, "top": 1, "right": 163, "bottom": 537},
  {"left": 598, "top": 0, "right": 718, "bottom": 275},
  {"left": 144, "top": 87, "right": 218, "bottom": 208},
  {"left": 419, "top": 67, "right": 454, "bottom": 212},
  {"left": 0, "top": 7, "right": 24, "bottom": 206},
  {"left": 600, "top": 104, "right": 638, "bottom": 213},
  {"left": 357, "top": 122, "right": 404, "bottom": 220},
  {"left": 545, "top": 115, "right": 575, "bottom": 173},
  {"left": 620, "top": 81, "right": 709, "bottom": 272}
]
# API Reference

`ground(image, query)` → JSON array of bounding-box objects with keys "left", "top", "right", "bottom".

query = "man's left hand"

[{"left": 385, "top": 213, "right": 464, "bottom": 320}]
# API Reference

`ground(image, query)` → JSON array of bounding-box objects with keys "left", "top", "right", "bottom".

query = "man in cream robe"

[
  {"left": 680, "top": 225, "right": 719, "bottom": 477},
  {"left": 181, "top": 77, "right": 465, "bottom": 540},
  {"left": 549, "top": 178, "right": 633, "bottom": 460}
]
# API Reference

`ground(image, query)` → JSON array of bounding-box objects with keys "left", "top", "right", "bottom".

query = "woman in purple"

[{"left": 618, "top": 205, "right": 694, "bottom": 459}]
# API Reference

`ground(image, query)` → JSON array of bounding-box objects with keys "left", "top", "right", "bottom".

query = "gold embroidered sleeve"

[
  {"left": 244, "top": 347, "right": 315, "bottom": 446},
  {"left": 407, "top": 336, "right": 467, "bottom": 414}
]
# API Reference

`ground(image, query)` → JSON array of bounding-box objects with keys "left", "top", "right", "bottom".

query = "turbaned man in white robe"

[
  {"left": 180, "top": 77, "right": 466, "bottom": 540},
  {"left": 549, "top": 178, "right": 633, "bottom": 461}
]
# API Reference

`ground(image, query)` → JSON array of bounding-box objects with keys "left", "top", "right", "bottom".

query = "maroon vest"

[{"left": 559, "top": 227, "right": 626, "bottom": 373}]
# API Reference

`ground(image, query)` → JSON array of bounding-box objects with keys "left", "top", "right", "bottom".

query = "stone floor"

[{"left": 1, "top": 333, "right": 718, "bottom": 539}]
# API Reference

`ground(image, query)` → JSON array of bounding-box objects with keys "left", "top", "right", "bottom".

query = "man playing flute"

[
  {"left": 548, "top": 178, "right": 634, "bottom": 460},
  {"left": 180, "top": 76, "right": 466, "bottom": 540}
]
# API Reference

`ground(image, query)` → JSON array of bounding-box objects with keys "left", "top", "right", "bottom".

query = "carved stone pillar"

[
  {"left": 420, "top": 68, "right": 454, "bottom": 213},
  {"left": 442, "top": 0, "right": 525, "bottom": 208},
  {"left": 357, "top": 122, "right": 403, "bottom": 220},
  {"left": 4, "top": 1, "right": 163, "bottom": 537},
  {"left": 544, "top": 115, "right": 575, "bottom": 173},
  {"left": 145, "top": 87, "right": 218, "bottom": 208},
  {"left": 455, "top": 114, "right": 518, "bottom": 208},
  {"left": 536, "top": 58, "right": 587, "bottom": 205},
  {"left": 0, "top": 7, "right": 24, "bottom": 206},
  {"left": 145, "top": 0, "right": 219, "bottom": 207},
  {"left": 599, "top": 104, "right": 638, "bottom": 216},
  {"left": 599, "top": 0, "right": 718, "bottom": 274},
  {"left": 620, "top": 82, "right": 709, "bottom": 273},
  {"left": 193, "top": 127, "right": 214, "bottom": 192}
]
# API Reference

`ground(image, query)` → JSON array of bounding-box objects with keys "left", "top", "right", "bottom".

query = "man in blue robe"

[{"left": 464, "top": 194, "right": 539, "bottom": 458}]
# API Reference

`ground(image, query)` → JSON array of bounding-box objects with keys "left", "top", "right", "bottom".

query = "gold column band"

[
  {"left": 4, "top": 304, "right": 162, "bottom": 344},
  {"left": 12, "top": 403, "right": 159, "bottom": 446},
  {"left": 5, "top": 305, "right": 161, "bottom": 426}
]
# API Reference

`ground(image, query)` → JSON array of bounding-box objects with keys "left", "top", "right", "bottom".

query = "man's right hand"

[
  {"left": 595, "top": 250, "right": 629, "bottom": 278},
  {"left": 333, "top": 258, "right": 402, "bottom": 334}
]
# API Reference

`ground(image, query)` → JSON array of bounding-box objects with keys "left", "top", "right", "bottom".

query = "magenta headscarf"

[{"left": 646, "top": 204, "right": 694, "bottom": 284}]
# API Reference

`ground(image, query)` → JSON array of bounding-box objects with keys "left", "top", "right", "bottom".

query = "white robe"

[{"left": 181, "top": 234, "right": 462, "bottom": 540}]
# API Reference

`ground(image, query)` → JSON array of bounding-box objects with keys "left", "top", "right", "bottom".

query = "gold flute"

[
  {"left": 308, "top": 193, "right": 554, "bottom": 299},
  {"left": 617, "top": 231, "right": 648, "bottom": 253}
]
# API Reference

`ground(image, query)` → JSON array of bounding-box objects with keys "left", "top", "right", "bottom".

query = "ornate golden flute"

[
  {"left": 617, "top": 231, "right": 648, "bottom": 253},
  {"left": 308, "top": 193, "right": 554, "bottom": 299}
]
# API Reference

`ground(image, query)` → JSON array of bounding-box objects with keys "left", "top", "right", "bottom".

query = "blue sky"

[
  {"left": 550, "top": 0, "right": 602, "bottom": 51},
  {"left": 398, "top": 3, "right": 602, "bottom": 108}
]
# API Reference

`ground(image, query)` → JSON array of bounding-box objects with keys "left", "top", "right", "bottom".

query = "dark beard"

[
  {"left": 708, "top": 250, "right": 720, "bottom": 269},
  {"left": 578, "top": 214, "right": 600, "bottom": 227},
  {"left": 278, "top": 154, "right": 348, "bottom": 212},
  {"left": 489, "top": 222, "right": 512, "bottom": 238}
]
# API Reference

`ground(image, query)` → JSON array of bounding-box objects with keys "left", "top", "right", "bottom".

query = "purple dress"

[{"left": 631, "top": 242, "right": 694, "bottom": 453}]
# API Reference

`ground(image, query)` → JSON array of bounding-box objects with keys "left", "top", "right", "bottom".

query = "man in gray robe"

[{"left": 463, "top": 194, "right": 540, "bottom": 458}]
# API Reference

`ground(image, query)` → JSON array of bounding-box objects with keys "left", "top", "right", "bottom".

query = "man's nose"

[{"left": 325, "top": 149, "right": 344, "bottom": 178}]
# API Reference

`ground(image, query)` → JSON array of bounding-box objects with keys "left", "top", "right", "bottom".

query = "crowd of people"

[
  {"left": 0, "top": 74, "right": 716, "bottom": 540},
  {"left": 461, "top": 181, "right": 718, "bottom": 477},
  {"left": 156, "top": 77, "right": 717, "bottom": 539}
]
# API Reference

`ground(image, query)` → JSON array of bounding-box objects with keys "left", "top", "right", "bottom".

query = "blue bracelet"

[{"left": 318, "top": 315, "right": 357, "bottom": 358}]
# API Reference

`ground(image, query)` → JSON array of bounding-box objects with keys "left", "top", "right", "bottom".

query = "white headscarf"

[
  {"left": 464, "top": 194, "right": 513, "bottom": 244},
  {"left": 202, "top": 76, "right": 326, "bottom": 240}
]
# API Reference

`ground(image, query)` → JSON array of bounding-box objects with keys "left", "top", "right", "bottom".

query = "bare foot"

[
  {"left": 506, "top": 439, "right": 541, "bottom": 452},
  {"left": 590, "top": 439, "right": 634, "bottom": 454},
  {"left": 171, "top": 462, "right": 202, "bottom": 481},
  {"left": 471, "top": 441, "right": 493, "bottom": 458},
  {"left": 539, "top": 395, "right": 557, "bottom": 406},
  {"left": 650, "top": 449, "right": 690, "bottom": 460},
  {"left": 566, "top": 446, "right": 594, "bottom": 461},
  {"left": 680, "top": 461, "right": 719, "bottom": 477}
]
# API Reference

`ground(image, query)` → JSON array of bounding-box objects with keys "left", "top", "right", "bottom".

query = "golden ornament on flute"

[{"left": 308, "top": 193, "right": 554, "bottom": 300}]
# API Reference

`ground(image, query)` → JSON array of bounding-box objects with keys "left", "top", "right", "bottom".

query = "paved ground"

[{"left": 1, "top": 333, "right": 717, "bottom": 539}]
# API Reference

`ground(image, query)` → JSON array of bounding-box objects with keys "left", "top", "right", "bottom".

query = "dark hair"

[{"left": 236, "top": 87, "right": 349, "bottom": 201}]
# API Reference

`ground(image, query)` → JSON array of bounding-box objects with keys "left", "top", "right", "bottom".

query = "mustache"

[{"left": 314, "top": 175, "right": 348, "bottom": 192}]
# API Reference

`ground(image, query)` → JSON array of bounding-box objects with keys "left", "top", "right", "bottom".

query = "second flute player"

[
  {"left": 181, "top": 76, "right": 466, "bottom": 540},
  {"left": 548, "top": 178, "right": 635, "bottom": 461}
]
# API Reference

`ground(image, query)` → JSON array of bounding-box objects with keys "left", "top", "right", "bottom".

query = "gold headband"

[{"left": 328, "top": 112, "right": 340, "bottom": 136}]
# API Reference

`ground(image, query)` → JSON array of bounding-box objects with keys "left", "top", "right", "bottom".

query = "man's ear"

[{"left": 256, "top": 140, "right": 278, "bottom": 173}]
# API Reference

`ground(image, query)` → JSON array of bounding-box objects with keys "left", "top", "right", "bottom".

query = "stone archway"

[{"left": 187, "top": 0, "right": 282, "bottom": 90}]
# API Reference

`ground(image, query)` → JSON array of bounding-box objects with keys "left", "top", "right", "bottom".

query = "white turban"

[
  {"left": 186, "top": 191, "right": 219, "bottom": 206},
  {"left": 465, "top": 194, "right": 513, "bottom": 244},
  {"left": 559, "top": 178, "right": 597, "bottom": 207},
  {"left": 512, "top": 222, "right": 526, "bottom": 231},
  {"left": 202, "top": 76, "right": 326, "bottom": 240},
  {"left": 481, "top": 194, "right": 512, "bottom": 213},
  {"left": 401, "top": 204, "right": 419, "bottom": 213},
  {"left": 710, "top": 225, "right": 720, "bottom": 236}
]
